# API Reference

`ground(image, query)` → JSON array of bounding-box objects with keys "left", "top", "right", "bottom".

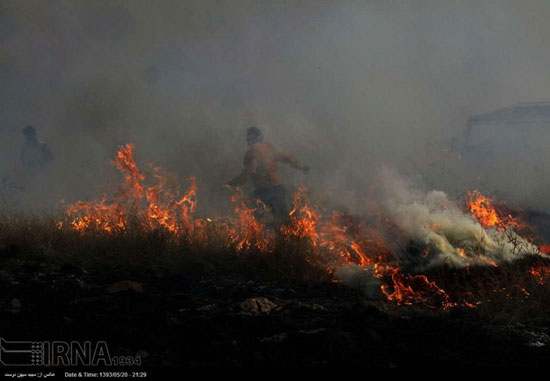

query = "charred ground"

[{"left": 1, "top": 216, "right": 550, "bottom": 368}]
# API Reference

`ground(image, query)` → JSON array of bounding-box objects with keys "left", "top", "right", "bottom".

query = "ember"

[{"left": 530, "top": 265, "right": 550, "bottom": 285}]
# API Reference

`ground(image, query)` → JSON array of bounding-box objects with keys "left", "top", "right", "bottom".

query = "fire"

[
  {"left": 145, "top": 168, "right": 179, "bottom": 233},
  {"left": 467, "top": 190, "right": 501, "bottom": 228},
  {"left": 112, "top": 143, "right": 145, "bottom": 199},
  {"left": 281, "top": 185, "right": 320, "bottom": 244},
  {"left": 65, "top": 196, "right": 127, "bottom": 233},
  {"left": 380, "top": 268, "right": 455, "bottom": 309},
  {"left": 539, "top": 244, "right": 550, "bottom": 255},
  {"left": 60, "top": 143, "right": 550, "bottom": 310},
  {"left": 466, "top": 189, "right": 519, "bottom": 230},
  {"left": 65, "top": 145, "right": 204, "bottom": 237},
  {"left": 226, "top": 186, "right": 271, "bottom": 252},
  {"left": 530, "top": 265, "right": 550, "bottom": 285}
]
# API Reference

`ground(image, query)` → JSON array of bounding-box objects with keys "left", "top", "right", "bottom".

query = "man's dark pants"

[{"left": 252, "top": 185, "right": 289, "bottom": 225}]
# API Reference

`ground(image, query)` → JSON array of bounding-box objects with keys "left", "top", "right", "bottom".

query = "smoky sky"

[{"left": 2, "top": 0, "right": 550, "bottom": 212}]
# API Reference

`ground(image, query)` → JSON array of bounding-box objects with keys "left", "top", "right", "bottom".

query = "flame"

[
  {"left": 530, "top": 265, "right": 550, "bottom": 285},
  {"left": 60, "top": 144, "right": 455, "bottom": 308},
  {"left": 466, "top": 190, "right": 501, "bottom": 228},
  {"left": 112, "top": 143, "right": 145, "bottom": 199},
  {"left": 539, "top": 244, "right": 550, "bottom": 254},
  {"left": 466, "top": 189, "right": 519, "bottom": 230},
  {"left": 65, "top": 145, "right": 203, "bottom": 236},
  {"left": 380, "top": 267, "right": 456, "bottom": 309},
  {"left": 65, "top": 196, "right": 127, "bottom": 233},
  {"left": 281, "top": 185, "right": 320, "bottom": 244},
  {"left": 60, "top": 143, "right": 550, "bottom": 311},
  {"left": 145, "top": 168, "right": 179, "bottom": 233},
  {"left": 226, "top": 186, "right": 271, "bottom": 252}
]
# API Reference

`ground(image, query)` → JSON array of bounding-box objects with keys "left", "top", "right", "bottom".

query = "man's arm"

[{"left": 276, "top": 151, "right": 309, "bottom": 174}]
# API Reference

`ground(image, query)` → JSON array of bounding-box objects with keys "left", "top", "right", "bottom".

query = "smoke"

[
  {"left": 334, "top": 167, "right": 542, "bottom": 295},
  {"left": 2, "top": 1, "right": 550, "bottom": 213},
  {"left": 335, "top": 265, "right": 382, "bottom": 298},
  {"left": 374, "top": 167, "right": 540, "bottom": 268}
]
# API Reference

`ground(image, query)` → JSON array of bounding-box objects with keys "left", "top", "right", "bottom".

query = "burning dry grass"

[
  {"left": 0, "top": 213, "right": 332, "bottom": 283},
  {"left": 2, "top": 212, "right": 550, "bottom": 324},
  {"left": 2, "top": 143, "right": 550, "bottom": 324},
  {"left": 427, "top": 256, "right": 550, "bottom": 323}
]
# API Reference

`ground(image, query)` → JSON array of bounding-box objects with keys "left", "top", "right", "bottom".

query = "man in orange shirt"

[{"left": 227, "top": 126, "right": 309, "bottom": 222}]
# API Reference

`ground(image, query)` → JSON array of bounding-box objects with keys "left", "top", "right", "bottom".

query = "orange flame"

[
  {"left": 380, "top": 267, "right": 456, "bottom": 309},
  {"left": 530, "top": 265, "right": 550, "bottom": 285},
  {"left": 227, "top": 186, "right": 271, "bottom": 252},
  {"left": 281, "top": 185, "right": 320, "bottom": 244},
  {"left": 466, "top": 189, "right": 519, "bottom": 230},
  {"left": 112, "top": 143, "right": 145, "bottom": 199},
  {"left": 62, "top": 144, "right": 506, "bottom": 310}
]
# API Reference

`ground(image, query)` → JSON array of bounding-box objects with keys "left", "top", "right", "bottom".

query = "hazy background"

[{"left": 2, "top": 0, "right": 550, "bottom": 213}]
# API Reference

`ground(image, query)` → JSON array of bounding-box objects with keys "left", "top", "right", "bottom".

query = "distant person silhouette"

[{"left": 20, "top": 126, "right": 53, "bottom": 176}]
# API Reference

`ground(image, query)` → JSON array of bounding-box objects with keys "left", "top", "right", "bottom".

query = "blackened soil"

[{"left": 0, "top": 259, "right": 549, "bottom": 369}]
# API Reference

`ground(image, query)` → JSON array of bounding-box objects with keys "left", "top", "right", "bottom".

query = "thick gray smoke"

[
  {"left": 376, "top": 167, "right": 540, "bottom": 267},
  {"left": 2, "top": 0, "right": 550, "bottom": 213}
]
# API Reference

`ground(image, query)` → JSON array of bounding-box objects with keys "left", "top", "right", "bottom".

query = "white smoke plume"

[
  {"left": 376, "top": 167, "right": 541, "bottom": 269},
  {"left": 335, "top": 168, "right": 543, "bottom": 296}
]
